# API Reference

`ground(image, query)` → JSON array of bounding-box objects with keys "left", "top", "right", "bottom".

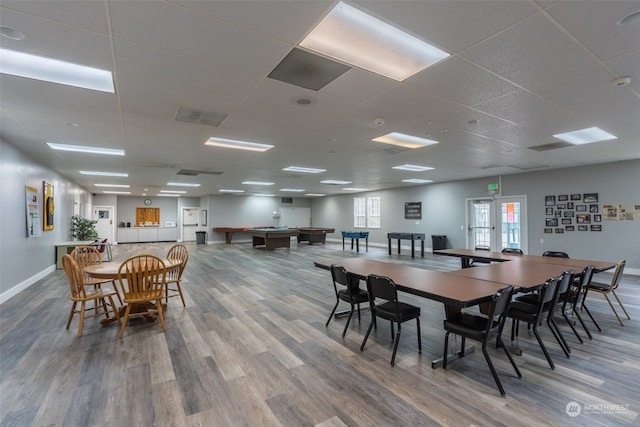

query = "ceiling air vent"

[
  {"left": 177, "top": 169, "right": 223, "bottom": 176},
  {"left": 281, "top": 197, "right": 293, "bottom": 204},
  {"left": 175, "top": 107, "right": 227, "bottom": 127},
  {"left": 528, "top": 141, "right": 573, "bottom": 151},
  {"left": 268, "top": 47, "right": 351, "bottom": 91}
]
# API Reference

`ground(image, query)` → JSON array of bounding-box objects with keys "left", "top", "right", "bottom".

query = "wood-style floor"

[{"left": 1, "top": 241, "right": 638, "bottom": 426}]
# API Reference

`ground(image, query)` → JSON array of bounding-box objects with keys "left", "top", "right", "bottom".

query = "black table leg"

[
  {"left": 388, "top": 238, "right": 392, "bottom": 255},
  {"left": 421, "top": 240, "right": 424, "bottom": 257},
  {"left": 411, "top": 240, "right": 415, "bottom": 258}
]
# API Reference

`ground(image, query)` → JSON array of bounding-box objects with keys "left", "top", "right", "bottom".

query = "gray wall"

[
  {"left": 311, "top": 159, "right": 640, "bottom": 272},
  {"left": 0, "top": 139, "right": 94, "bottom": 302}
]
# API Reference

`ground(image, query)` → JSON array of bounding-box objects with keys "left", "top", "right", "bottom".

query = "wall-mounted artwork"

[
  {"left": 26, "top": 185, "right": 42, "bottom": 238},
  {"left": 546, "top": 218, "right": 558, "bottom": 227},
  {"left": 545, "top": 195, "right": 556, "bottom": 206},
  {"left": 583, "top": 193, "right": 598, "bottom": 203},
  {"left": 543, "top": 192, "right": 602, "bottom": 233},
  {"left": 43, "top": 181, "right": 54, "bottom": 231}
]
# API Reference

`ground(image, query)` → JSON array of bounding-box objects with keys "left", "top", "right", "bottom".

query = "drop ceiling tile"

[
  {"left": 1, "top": 1, "right": 108, "bottom": 34},
  {"left": 473, "top": 90, "right": 567, "bottom": 125},
  {"left": 463, "top": 13, "right": 597, "bottom": 87},
  {"left": 546, "top": 1, "right": 640, "bottom": 61},
  {"left": 605, "top": 50, "right": 640, "bottom": 93}
]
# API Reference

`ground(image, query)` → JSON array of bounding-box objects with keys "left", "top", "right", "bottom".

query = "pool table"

[
  {"left": 247, "top": 228, "right": 299, "bottom": 250},
  {"left": 297, "top": 227, "right": 335, "bottom": 245}
]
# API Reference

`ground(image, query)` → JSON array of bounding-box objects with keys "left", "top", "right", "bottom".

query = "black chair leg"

[
  {"left": 573, "top": 306, "right": 593, "bottom": 340},
  {"left": 356, "top": 303, "right": 361, "bottom": 322},
  {"left": 342, "top": 305, "right": 355, "bottom": 338},
  {"left": 533, "top": 324, "right": 555, "bottom": 369},
  {"left": 482, "top": 341, "right": 506, "bottom": 397},
  {"left": 562, "top": 309, "right": 584, "bottom": 344},
  {"left": 498, "top": 335, "right": 522, "bottom": 378},
  {"left": 548, "top": 316, "right": 570, "bottom": 358},
  {"left": 325, "top": 300, "right": 339, "bottom": 327},
  {"left": 390, "top": 323, "right": 401, "bottom": 366},
  {"left": 416, "top": 318, "right": 422, "bottom": 353},
  {"left": 360, "top": 321, "right": 375, "bottom": 352},
  {"left": 582, "top": 303, "right": 602, "bottom": 332}
]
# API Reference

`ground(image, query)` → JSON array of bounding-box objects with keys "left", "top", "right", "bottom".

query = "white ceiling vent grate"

[
  {"left": 528, "top": 141, "right": 573, "bottom": 151},
  {"left": 175, "top": 107, "right": 228, "bottom": 127}
]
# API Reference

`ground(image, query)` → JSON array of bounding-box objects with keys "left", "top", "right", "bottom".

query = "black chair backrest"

[
  {"left": 534, "top": 277, "right": 559, "bottom": 317},
  {"left": 487, "top": 285, "right": 514, "bottom": 322},
  {"left": 573, "top": 265, "right": 595, "bottom": 305},
  {"left": 555, "top": 270, "right": 575, "bottom": 304},
  {"left": 475, "top": 245, "right": 490, "bottom": 251},
  {"left": 366, "top": 274, "right": 398, "bottom": 303},
  {"left": 331, "top": 264, "right": 350, "bottom": 288},
  {"left": 502, "top": 248, "right": 523, "bottom": 255},
  {"left": 543, "top": 251, "right": 569, "bottom": 258}
]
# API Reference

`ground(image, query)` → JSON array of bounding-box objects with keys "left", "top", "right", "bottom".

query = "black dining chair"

[
  {"left": 501, "top": 248, "right": 523, "bottom": 255},
  {"left": 543, "top": 251, "right": 569, "bottom": 258},
  {"left": 469, "top": 245, "right": 492, "bottom": 267},
  {"left": 561, "top": 265, "right": 596, "bottom": 342},
  {"left": 508, "top": 276, "right": 560, "bottom": 369},
  {"left": 442, "top": 285, "right": 521, "bottom": 396},
  {"left": 325, "top": 264, "right": 369, "bottom": 338},
  {"left": 547, "top": 270, "right": 575, "bottom": 358},
  {"left": 360, "top": 275, "right": 421, "bottom": 366}
]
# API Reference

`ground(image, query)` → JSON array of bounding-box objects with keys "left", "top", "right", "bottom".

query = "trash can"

[
  {"left": 431, "top": 235, "right": 447, "bottom": 251},
  {"left": 196, "top": 231, "right": 207, "bottom": 244}
]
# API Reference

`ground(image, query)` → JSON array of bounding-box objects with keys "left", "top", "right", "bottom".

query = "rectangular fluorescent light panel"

[
  {"left": 242, "top": 181, "right": 274, "bottom": 186},
  {"left": 167, "top": 182, "right": 201, "bottom": 187},
  {"left": 553, "top": 127, "right": 617, "bottom": 145},
  {"left": 343, "top": 188, "right": 368, "bottom": 191},
  {"left": 205, "top": 137, "right": 273, "bottom": 152},
  {"left": 321, "top": 179, "right": 352, "bottom": 185},
  {"left": 160, "top": 190, "right": 187, "bottom": 194},
  {"left": 102, "top": 191, "right": 130, "bottom": 195},
  {"left": 280, "top": 188, "right": 305, "bottom": 192},
  {"left": 392, "top": 164, "right": 434, "bottom": 172},
  {"left": 219, "top": 189, "right": 245, "bottom": 193},
  {"left": 373, "top": 132, "right": 439, "bottom": 149},
  {"left": 0, "top": 48, "right": 114, "bottom": 92},
  {"left": 402, "top": 179, "right": 433, "bottom": 184},
  {"left": 254, "top": 194, "right": 275, "bottom": 197},
  {"left": 47, "top": 143, "right": 124, "bottom": 156},
  {"left": 80, "top": 170, "right": 128, "bottom": 177},
  {"left": 95, "top": 184, "right": 130, "bottom": 188},
  {"left": 157, "top": 193, "right": 180, "bottom": 197},
  {"left": 299, "top": 2, "right": 449, "bottom": 81},
  {"left": 283, "top": 166, "right": 326, "bottom": 173},
  {"left": 305, "top": 193, "right": 326, "bottom": 196}
]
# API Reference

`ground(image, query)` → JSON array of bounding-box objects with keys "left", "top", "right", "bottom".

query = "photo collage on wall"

[{"left": 544, "top": 193, "right": 601, "bottom": 234}]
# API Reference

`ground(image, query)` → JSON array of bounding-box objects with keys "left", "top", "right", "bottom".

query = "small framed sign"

[{"left": 404, "top": 202, "right": 422, "bottom": 219}]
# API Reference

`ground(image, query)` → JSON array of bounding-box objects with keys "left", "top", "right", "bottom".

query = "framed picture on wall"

[
  {"left": 578, "top": 225, "right": 588, "bottom": 231},
  {"left": 544, "top": 228, "right": 553, "bottom": 234},
  {"left": 589, "top": 204, "right": 599, "bottom": 213},
  {"left": 555, "top": 210, "right": 562, "bottom": 218},
  {"left": 546, "top": 218, "right": 558, "bottom": 227},
  {"left": 563, "top": 210, "right": 574, "bottom": 218},
  {"left": 594, "top": 214, "right": 601, "bottom": 222},
  {"left": 201, "top": 210, "right": 207, "bottom": 226},
  {"left": 557, "top": 203, "right": 566, "bottom": 209},
  {"left": 558, "top": 195, "right": 568, "bottom": 201},
  {"left": 567, "top": 202, "right": 574, "bottom": 210},
  {"left": 591, "top": 224, "right": 602, "bottom": 231},
  {"left": 561, "top": 218, "right": 572, "bottom": 225},
  {"left": 576, "top": 214, "right": 591, "bottom": 224},
  {"left": 583, "top": 193, "right": 598, "bottom": 203},
  {"left": 555, "top": 228, "right": 564, "bottom": 233},
  {"left": 571, "top": 194, "right": 581, "bottom": 201},
  {"left": 576, "top": 205, "right": 587, "bottom": 212},
  {"left": 545, "top": 195, "right": 556, "bottom": 206},
  {"left": 546, "top": 207, "right": 553, "bottom": 215},
  {"left": 565, "top": 226, "right": 575, "bottom": 231}
]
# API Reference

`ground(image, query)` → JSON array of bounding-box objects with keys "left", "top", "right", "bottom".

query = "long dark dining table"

[
  {"left": 314, "top": 258, "right": 509, "bottom": 367},
  {"left": 435, "top": 248, "right": 615, "bottom": 273}
]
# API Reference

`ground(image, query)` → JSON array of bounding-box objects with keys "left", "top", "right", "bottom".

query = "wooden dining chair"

[
  {"left": 71, "top": 245, "right": 122, "bottom": 305},
  {"left": 62, "top": 255, "right": 121, "bottom": 337},
  {"left": 165, "top": 244, "right": 189, "bottom": 306},
  {"left": 117, "top": 254, "right": 167, "bottom": 338}
]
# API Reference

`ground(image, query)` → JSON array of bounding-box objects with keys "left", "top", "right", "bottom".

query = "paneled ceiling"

[{"left": 1, "top": 1, "right": 639, "bottom": 198}]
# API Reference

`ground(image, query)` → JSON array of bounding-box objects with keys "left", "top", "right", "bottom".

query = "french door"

[{"left": 466, "top": 196, "right": 527, "bottom": 252}]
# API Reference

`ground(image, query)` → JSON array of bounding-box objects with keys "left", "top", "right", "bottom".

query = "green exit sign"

[{"left": 488, "top": 183, "right": 499, "bottom": 191}]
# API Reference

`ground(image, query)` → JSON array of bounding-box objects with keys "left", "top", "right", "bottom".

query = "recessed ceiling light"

[
  {"left": 342, "top": 187, "right": 368, "bottom": 191},
  {"left": 300, "top": 1, "right": 449, "bottom": 81},
  {"left": 0, "top": 26, "right": 26, "bottom": 40},
  {"left": 402, "top": 179, "right": 433, "bottom": 184},
  {"left": 392, "top": 164, "right": 434, "bottom": 172},
  {"left": 80, "top": 171, "right": 128, "bottom": 177},
  {"left": 292, "top": 96, "right": 316, "bottom": 106},
  {"left": 160, "top": 190, "right": 187, "bottom": 194},
  {"left": 372, "top": 132, "right": 439, "bottom": 149},
  {"left": 305, "top": 193, "right": 326, "bottom": 197},
  {"left": 553, "top": 127, "right": 617, "bottom": 145},
  {"left": 0, "top": 48, "right": 114, "bottom": 92},
  {"left": 219, "top": 189, "right": 245, "bottom": 193},
  {"left": 167, "top": 182, "right": 201, "bottom": 187},
  {"left": 102, "top": 191, "right": 130, "bottom": 195},
  {"left": 254, "top": 194, "right": 275, "bottom": 197},
  {"left": 280, "top": 188, "right": 305, "bottom": 192},
  {"left": 283, "top": 166, "right": 327, "bottom": 173},
  {"left": 47, "top": 142, "right": 124, "bottom": 156},
  {"left": 242, "top": 181, "right": 274, "bottom": 186},
  {"left": 205, "top": 137, "right": 273, "bottom": 152},
  {"left": 321, "top": 179, "right": 352, "bottom": 185},
  {"left": 95, "top": 184, "right": 130, "bottom": 188},
  {"left": 157, "top": 193, "right": 180, "bottom": 197}
]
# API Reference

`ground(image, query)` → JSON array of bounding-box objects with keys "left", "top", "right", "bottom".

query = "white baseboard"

[{"left": 0, "top": 265, "right": 55, "bottom": 304}]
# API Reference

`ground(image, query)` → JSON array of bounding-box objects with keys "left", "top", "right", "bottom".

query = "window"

[
  {"left": 354, "top": 196, "right": 381, "bottom": 228},
  {"left": 368, "top": 196, "right": 381, "bottom": 228},
  {"left": 354, "top": 197, "right": 366, "bottom": 228}
]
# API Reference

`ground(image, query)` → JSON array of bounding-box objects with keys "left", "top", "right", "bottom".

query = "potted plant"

[{"left": 71, "top": 215, "right": 99, "bottom": 241}]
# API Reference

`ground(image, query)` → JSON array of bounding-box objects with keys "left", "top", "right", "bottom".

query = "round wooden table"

[{"left": 84, "top": 258, "right": 182, "bottom": 326}]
